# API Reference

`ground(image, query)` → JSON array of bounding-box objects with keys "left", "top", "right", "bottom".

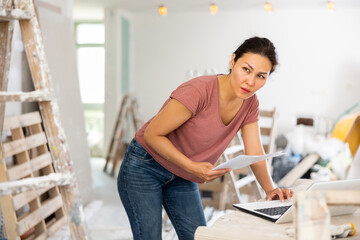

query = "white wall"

[
  {"left": 104, "top": 9, "right": 122, "bottom": 153},
  {"left": 104, "top": 9, "right": 133, "bottom": 151},
  {"left": 131, "top": 8, "right": 360, "bottom": 134},
  {"left": 73, "top": 4, "right": 104, "bottom": 21},
  {"left": 35, "top": 0, "right": 94, "bottom": 204}
]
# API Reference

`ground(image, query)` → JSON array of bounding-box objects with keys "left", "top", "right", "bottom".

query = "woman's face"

[{"left": 229, "top": 52, "right": 272, "bottom": 99}]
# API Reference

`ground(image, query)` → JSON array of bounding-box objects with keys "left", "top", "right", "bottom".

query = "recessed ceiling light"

[
  {"left": 264, "top": 2, "right": 273, "bottom": 12},
  {"left": 327, "top": 1, "right": 335, "bottom": 11},
  {"left": 210, "top": 3, "right": 218, "bottom": 15},
  {"left": 158, "top": 5, "right": 167, "bottom": 16}
]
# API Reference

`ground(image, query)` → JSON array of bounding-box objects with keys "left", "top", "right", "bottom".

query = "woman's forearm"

[
  {"left": 144, "top": 132, "right": 195, "bottom": 173},
  {"left": 143, "top": 99, "right": 197, "bottom": 173},
  {"left": 250, "top": 160, "right": 275, "bottom": 194}
]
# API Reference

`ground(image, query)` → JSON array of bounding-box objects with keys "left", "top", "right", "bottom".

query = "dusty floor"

[
  {"left": 50, "top": 158, "right": 132, "bottom": 239},
  {"left": 50, "top": 158, "right": 230, "bottom": 240}
]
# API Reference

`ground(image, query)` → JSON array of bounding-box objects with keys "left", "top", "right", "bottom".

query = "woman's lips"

[{"left": 241, "top": 87, "right": 250, "bottom": 93}]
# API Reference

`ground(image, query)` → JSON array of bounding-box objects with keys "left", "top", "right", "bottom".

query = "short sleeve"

[
  {"left": 170, "top": 84, "right": 203, "bottom": 116},
  {"left": 242, "top": 94, "right": 260, "bottom": 126}
]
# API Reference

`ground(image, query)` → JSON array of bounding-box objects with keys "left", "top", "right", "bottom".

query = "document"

[{"left": 213, "top": 151, "right": 285, "bottom": 170}]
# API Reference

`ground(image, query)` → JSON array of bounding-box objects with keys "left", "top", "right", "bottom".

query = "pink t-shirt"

[{"left": 135, "top": 75, "right": 259, "bottom": 183}]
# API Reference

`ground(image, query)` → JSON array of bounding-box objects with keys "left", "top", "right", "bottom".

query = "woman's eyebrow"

[
  {"left": 245, "top": 62, "right": 254, "bottom": 70},
  {"left": 245, "top": 62, "right": 268, "bottom": 75}
]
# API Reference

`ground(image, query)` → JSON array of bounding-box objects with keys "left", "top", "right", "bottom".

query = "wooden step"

[
  {"left": 17, "top": 194, "right": 63, "bottom": 236},
  {"left": 12, "top": 186, "right": 51, "bottom": 211},
  {"left": 0, "top": 90, "right": 52, "bottom": 102},
  {"left": 2, "top": 132, "right": 48, "bottom": 158},
  {"left": 34, "top": 216, "right": 67, "bottom": 240},
  {"left": 7, "top": 152, "right": 53, "bottom": 181},
  {"left": 0, "top": 9, "right": 32, "bottom": 21},
  {"left": 3, "top": 111, "right": 42, "bottom": 130},
  {"left": 0, "top": 173, "right": 74, "bottom": 196},
  {"left": 260, "top": 127, "right": 271, "bottom": 136}
]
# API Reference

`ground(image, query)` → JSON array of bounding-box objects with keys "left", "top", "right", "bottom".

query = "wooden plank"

[
  {"left": 11, "top": 127, "right": 31, "bottom": 167},
  {"left": 7, "top": 152, "right": 52, "bottom": 181},
  {"left": 104, "top": 94, "right": 129, "bottom": 173},
  {"left": 3, "top": 138, "right": 27, "bottom": 157},
  {"left": 30, "top": 199, "right": 46, "bottom": 237},
  {"left": 277, "top": 153, "right": 320, "bottom": 187},
  {"left": 234, "top": 175, "right": 256, "bottom": 189},
  {"left": 325, "top": 190, "right": 360, "bottom": 206},
  {"left": 17, "top": 209, "right": 42, "bottom": 236},
  {"left": 0, "top": 196, "right": 18, "bottom": 240},
  {"left": 12, "top": 187, "right": 51, "bottom": 211},
  {"left": 201, "top": 199, "right": 219, "bottom": 209},
  {"left": 17, "top": 194, "right": 63, "bottom": 236},
  {"left": 196, "top": 206, "right": 360, "bottom": 240},
  {"left": 259, "top": 110, "right": 274, "bottom": 117},
  {"left": 195, "top": 211, "right": 293, "bottom": 240},
  {"left": 3, "top": 111, "right": 42, "bottom": 130},
  {"left": 0, "top": 9, "right": 32, "bottom": 21},
  {"left": 198, "top": 179, "right": 224, "bottom": 192},
  {"left": 260, "top": 127, "right": 271, "bottom": 136},
  {"left": 0, "top": 20, "right": 13, "bottom": 92},
  {"left": 0, "top": 173, "right": 74, "bottom": 196},
  {"left": 3, "top": 132, "right": 47, "bottom": 157},
  {"left": 0, "top": 19, "right": 14, "bottom": 165},
  {"left": 34, "top": 216, "right": 67, "bottom": 240},
  {"left": 105, "top": 94, "right": 143, "bottom": 175},
  {"left": 46, "top": 215, "right": 67, "bottom": 235},
  {"left": 7, "top": 160, "right": 32, "bottom": 180},
  {"left": 30, "top": 152, "right": 52, "bottom": 171},
  {"left": 18, "top": 187, "right": 50, "bottom": 209},
  {"left": 28, "top": 123, "right": 48, "bottom": 157},
  {"left": 0, "top": 90, "right": 52, "bottom": 102},
  {"left": 40, "top": 194, "right": 63, "bottom": 219}
]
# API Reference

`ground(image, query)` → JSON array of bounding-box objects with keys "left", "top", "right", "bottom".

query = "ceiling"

[{"left": 73, "top": 0, "right": 360, "bottom": 13}]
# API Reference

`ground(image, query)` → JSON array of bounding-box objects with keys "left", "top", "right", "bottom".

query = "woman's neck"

[{"left": 218, "top": 74, "right": 243, "bottom": 106}]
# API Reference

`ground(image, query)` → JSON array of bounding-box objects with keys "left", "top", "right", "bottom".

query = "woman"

[{"left": 117, "top": 36, "right": 293, "bottom": 240}]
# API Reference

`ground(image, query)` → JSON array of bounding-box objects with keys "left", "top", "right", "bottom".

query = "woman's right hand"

[{"left": 189, "top": 162, "right": 231, "bottom": 183}]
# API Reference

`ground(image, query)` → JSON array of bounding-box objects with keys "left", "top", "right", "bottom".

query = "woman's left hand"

[{"left": 266, "top": 188, "right": 294, "bottom": 202}]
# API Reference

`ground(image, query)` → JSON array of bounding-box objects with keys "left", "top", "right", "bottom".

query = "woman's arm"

[
  {"left": 241, "top": 121, "right": 293, "bottom": 201},
  {"left": 144, "top": 99, "right": 230, "bottom": 182}
]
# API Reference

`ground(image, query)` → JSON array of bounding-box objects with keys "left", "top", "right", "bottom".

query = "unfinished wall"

[
  {"left": 104, "top": 9, "right": 132, "bottom": 152},
  {"left": 34, "top": 0, "right": 94, "bottom": 204},
  {"left": 131, "top": 8, "right": 360, "bottom": 134}
]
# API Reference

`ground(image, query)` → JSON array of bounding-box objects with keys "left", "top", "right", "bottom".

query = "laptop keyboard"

[{"left": 254, "top": 205, "right": 291, "bottom": 216}]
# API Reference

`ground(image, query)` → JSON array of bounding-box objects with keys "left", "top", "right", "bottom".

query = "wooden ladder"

[
  {"left": 0, "top": 0, "right": 87, "bottom": 239},
  {"left": 103, "top": 93, "right": 143, "bottom": 176}
]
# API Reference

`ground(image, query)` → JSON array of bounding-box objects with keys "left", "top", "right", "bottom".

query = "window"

[{"left": 75, "top": 22, "right": 105, "bottom": 157}]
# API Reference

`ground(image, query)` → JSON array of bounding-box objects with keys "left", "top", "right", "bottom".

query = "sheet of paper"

[{"left": 213, "top": 151, "right": 285, "bottom": 170}]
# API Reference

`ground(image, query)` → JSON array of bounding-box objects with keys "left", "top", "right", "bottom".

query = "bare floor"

[
  {"left": 50, "top": 158, "right": 229, "bottom": 240},
  {"left": 50, "top": 158, "right": 133, "bottom": 240}
]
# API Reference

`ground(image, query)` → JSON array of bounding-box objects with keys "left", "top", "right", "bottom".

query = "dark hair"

[{"left": 233, "top": 36, "right": 278, "bottom": 74}]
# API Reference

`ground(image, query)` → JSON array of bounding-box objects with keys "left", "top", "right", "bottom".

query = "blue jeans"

[{"left": 117, "top": 139, "right": 206, "bottom": 240}]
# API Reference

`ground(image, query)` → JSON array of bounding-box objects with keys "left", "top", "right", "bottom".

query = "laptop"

[{"left": 233, "top": 179, "right": 360, "bottom": 224}]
